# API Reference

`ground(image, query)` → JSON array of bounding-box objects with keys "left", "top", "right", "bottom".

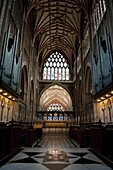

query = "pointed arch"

[
  {"left": 39, "top": 84, "right": 73, "bottom": 111},
  {"left": 42, "top": 51, "right": 70, "bottom": 81}
]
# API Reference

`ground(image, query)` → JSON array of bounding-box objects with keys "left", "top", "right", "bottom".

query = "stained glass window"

[
  {"left": 47, "top": 101, "right": 65, "bottom": 111},
  {"left": 43, "top": 52, "right": 69, "bottom": 81}
]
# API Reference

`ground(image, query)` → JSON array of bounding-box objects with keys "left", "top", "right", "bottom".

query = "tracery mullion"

[
  {"left": 48, "top": 67, "right": 50, "bottom": 80},
  {"left": 51, "top": 57, "right": 53, "bottom": 80},
  {"left": 65, "top": 67, "right": 66, "bottom": 81},
  {"left": 66, "top": 66, "right": 67, "bottom": 80},
  {"left": 62, "top": 63, "right": 64, "bottom": 80},
  {"left": 46, "top": 66, "right": 47, "bottom": 79},
  {"left": 52, "top": 53, "right": 55, "bottom": 80},
  {"left": 57, "top": 67, "right": 58, "bottom": 80},
  {"left": 66, "top": 66, "right": 69, "bottom": 80},
  {"left": 61, "top": 65, "right": 63, "bottom": 80},
  {"left": 58, "top": 63, "right": 59, "bottom": 80},
  {"left": 65, "top": 60, "right": 67, "bottom": 80},
  {"left": 59, "top": 67, "right": 61, "bottom": 80},
  {"left": 45, "top": 66, "right": 47, "bottom": 79},
  {"left": 50, "top": 66, "right": 51, "bottom": 80},
  {"left": 50, "top": 64, "right": 51, "bottom": 80},
  {"left": 56, "top": 67, "right": 58, "bottom": 80},
  {"left": 47, "top": 67, "right": 48, "bottom": 80},
  {"left": 61, "top": 59, "right": 63, "bottom": 80}
]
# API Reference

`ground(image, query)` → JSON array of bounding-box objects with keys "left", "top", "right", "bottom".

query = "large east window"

[{"left": 43, "top": 52, "right": 69, "bottom": 81}]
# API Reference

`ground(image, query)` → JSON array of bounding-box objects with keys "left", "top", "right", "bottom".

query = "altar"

[{"left": 45, "top": 120, "right": 68, "bottom": 128}]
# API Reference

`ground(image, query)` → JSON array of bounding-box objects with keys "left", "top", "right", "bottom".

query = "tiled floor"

[{"left": 0, "top": 128, "right": 112, "bottom": 170}]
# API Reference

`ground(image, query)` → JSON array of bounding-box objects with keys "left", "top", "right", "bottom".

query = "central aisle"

[
  {"left": 0, "top": 128, "right": 112, "bottom": 170},
  {"left": 37, "top": 128, "right": 75, "bottom": 148}
]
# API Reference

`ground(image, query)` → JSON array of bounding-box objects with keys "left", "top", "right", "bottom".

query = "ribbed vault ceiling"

[
  {"left": 26, "top": 0, "right": 89, "bottom": 63},
  {"left": 39, "top": 85, "right": 72, "bottom": 110}
]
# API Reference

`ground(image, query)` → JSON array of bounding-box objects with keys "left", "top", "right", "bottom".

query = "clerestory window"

[
  {"left": 92, "top": 0, "right": 106, "bottom": 36},
  {"left": 43, "top": 52, "right": 69, "bottom": 81}
]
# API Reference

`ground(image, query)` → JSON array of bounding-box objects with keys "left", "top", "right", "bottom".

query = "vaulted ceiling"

[
  {"left": 24, "top": 0, "right": 92, "bottom": 110},
  {"left": 39, "top": 85, "right": 72, "bottom": 110},
  {"left": 25, "top": 0, "right": 90, "bottom": 65}
]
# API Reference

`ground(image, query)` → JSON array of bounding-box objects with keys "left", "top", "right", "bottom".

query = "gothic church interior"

[{"left": 0, "top": 0, "right": 113, "bottom": 170}]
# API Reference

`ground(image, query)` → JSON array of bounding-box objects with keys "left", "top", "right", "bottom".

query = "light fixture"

[
  {"left": 97, "top": 99, "right": 101, "bottom": 102},
  {"left": 101, "top": 97, "right": 105, "bottom": 100},
  {"left": 0, "top": 89, "right": 16, "bottom": 101},
  {"left": 111, "top": 91, "right": 113, "bottom": 94},
  {"left": 90, "top": 89, "right": 93, "bottom": 93},
  {"left": 106, "top": 94, "right": 110, "bottom": 97},
  {"left": 0, "top": 89, "right": 2, "bottom": 92},
  {"left": 3, "top": 93, "right": 7, "bottom": 96},
  {"left": 8, "top": 96, "right": 12, "bottom": 99}
]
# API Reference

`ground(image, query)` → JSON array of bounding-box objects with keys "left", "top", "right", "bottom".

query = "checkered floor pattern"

[{"left": 0, "top": 128, "right": 112, "bottom": 170}]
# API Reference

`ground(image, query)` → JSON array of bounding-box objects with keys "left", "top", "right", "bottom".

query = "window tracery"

[
  {"left": 43, "top": 52, "right": 69, "bottom": 81},
  {"left": 47, "top": 102, "right": 65, "bottom": 111}
]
